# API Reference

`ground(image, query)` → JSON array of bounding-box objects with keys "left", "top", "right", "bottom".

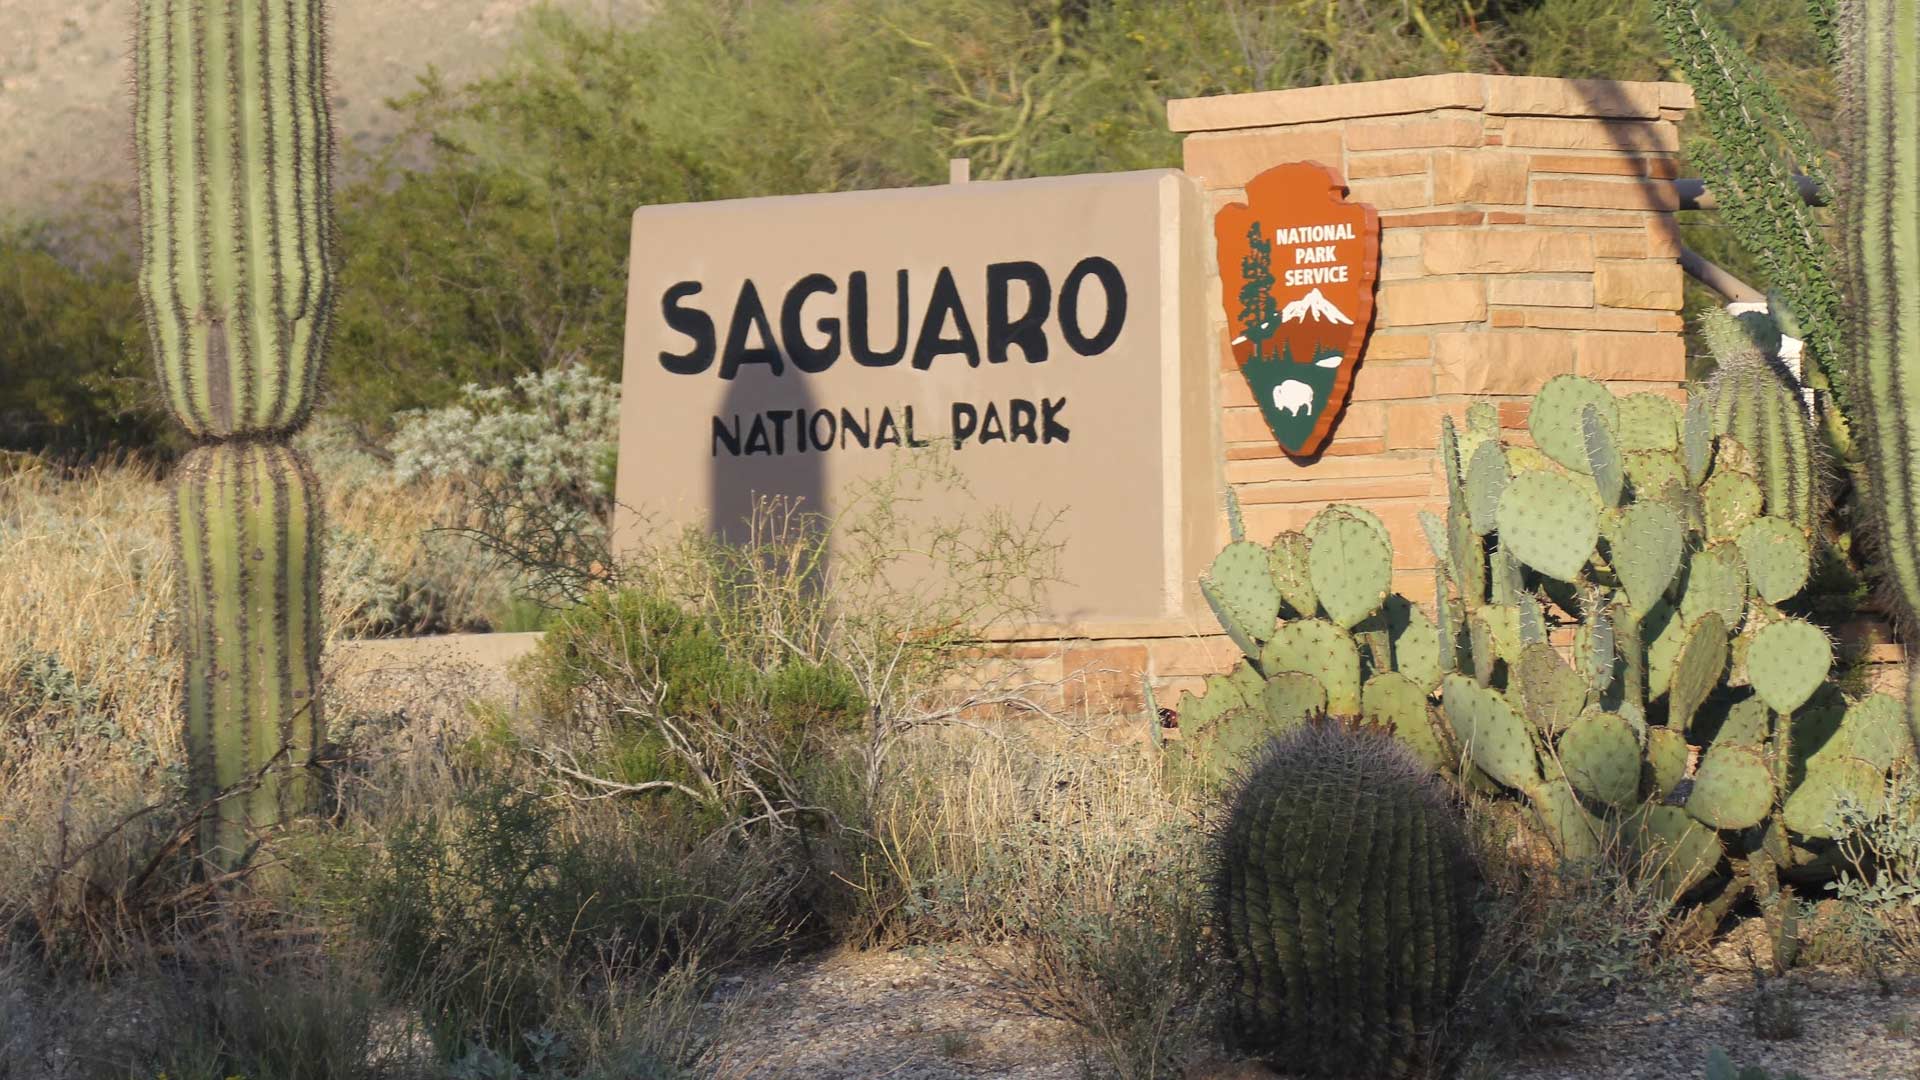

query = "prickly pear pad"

[
  {"left": 1497, "top": 470, "right": 1599, "bottom": 582},
  {"left": 1687, "top": 743, "right": 1773, "bottom": 830},
  {"left": 1747, "top": 618, "right": 1832, "bottom": 714}
]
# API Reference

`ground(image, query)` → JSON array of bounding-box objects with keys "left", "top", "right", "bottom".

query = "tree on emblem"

[
  {"left": 1238, "top": 222, "right": 1278, "bottom": 360},
  {"left": 1235, "top": 217, "right": 1334, "bottom": 451}
]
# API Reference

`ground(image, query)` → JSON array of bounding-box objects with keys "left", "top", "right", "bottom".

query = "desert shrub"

[
  {"left": 527, "top": 588, "right": 863, "bottom": 737},
  {"left": 378, "top": 366, "right": 621, "bottom": 610},
  {"left": 135, "top": 963, "right": 390, "bottom": 1080},
  {"left": 514, "top": 448, "right": 1059, "bottom": 828},
  {"left": 389, "top": 367, "right": 619, "bottom": 519},
  {"left": 298, "top": 410, "right": 541, "bottom": 636},
  {"left": 3, "top": 1, "right": 1842, "bottom": 461},
  {"left": 319, "top": 516, "right": 519, "bottom": 637},
  {"left": 0, "top": 649, "right": 155, "bottom": 772},
  {"left": 543, "top": 969, "right": 720, "bottom": 1080},
  {"left": 526, "top": 590, "right": 753, "bottom": 728},
  {"left": 0, "top": 215, "right": 172, "bottom": 460},
  {"left": 995, "top": 810, "right": 1223, "bottom": 1080},
  {"left": 0, "top": 462, "right": 197, "bottom": 967},
  {"left": 358, "top": 772, "right": 788, "bottom": 1063},
  {"left": 522, "top": 585, "right": 866, "bottom": 845},
  {"left": 850, "top": 732, "right": 1220, "bottom": 1050},
  {"left": 1830, "top": 768, "right": 1920, "bottom": 966},
  {"left": 1447, "top": 798, "right": 1686, "bottom": 1057},
  {"left": 323, "top": 0, "right": 1512, "bottom": 432},
  {"left": 364, "top": 778, "right": 579, "bottom": 1053},
  {"left": 766, "top": 658, "right": 868, "bottom": 741},
  {"left": 0, "top": 939, "right": 396, "bottom": 1080},
  {"left": 0, "top": 462, "right": 178, "bottom": 783},
  {"left": 322, "top": 524, "right": 418, "bottom": 634}
]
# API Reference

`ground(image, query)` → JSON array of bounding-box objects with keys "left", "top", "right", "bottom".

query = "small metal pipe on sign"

[
  {"left": 1669, "top": 174, "right": 1824, "bottom": 211},
  {"left": 1680, "top": 245, "right": 1765, "bottom": 304}
]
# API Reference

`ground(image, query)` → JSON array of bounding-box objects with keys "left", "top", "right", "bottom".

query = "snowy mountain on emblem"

[{"left": 1279, "top": 287, "right": 1352, "bottom": 326}]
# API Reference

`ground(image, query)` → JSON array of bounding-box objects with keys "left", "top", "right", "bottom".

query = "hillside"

[{"left": 0, "top": 0, "right": 646, "bottom": 225}]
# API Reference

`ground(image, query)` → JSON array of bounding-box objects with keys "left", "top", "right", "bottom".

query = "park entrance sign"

[
  {"left": 1214, "top": 163, "right": 1380, "bottom": 457},
  {"left": 602, "top": 72, "right": 1698, "bottom": 700},
  {"left": 614, "top": 170, "right": 1221, "bottom": 625}
]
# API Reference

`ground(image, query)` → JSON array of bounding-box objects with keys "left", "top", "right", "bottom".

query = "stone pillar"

[{"left": 1171, "top": 74, "right": 1695, "bottom": 602}]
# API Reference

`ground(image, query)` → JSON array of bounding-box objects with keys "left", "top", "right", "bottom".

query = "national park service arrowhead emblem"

[{"left": 1214, "top": 163, "right": 1380, "bottom": 458}]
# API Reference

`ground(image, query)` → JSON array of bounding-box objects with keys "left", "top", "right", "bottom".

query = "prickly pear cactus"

[
  {"left": 136, "top": 0, "right": 337, "bottom": 865},
  {"left": 1212, "top": 723, "right": 1477, "bottom": 1078},
  {"left": 1174, "top": 372, "right": 1911, "bottom": 962},
  {"left": 1169, "top": 499, "right": 1457, "bottom": 783},
  {"left": 1428, "top": 375, "right": 1905, "bottom": 956}
]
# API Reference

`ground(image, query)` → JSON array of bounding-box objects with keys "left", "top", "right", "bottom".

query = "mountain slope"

[{"left": 0, "top": 0, "right": 647, "bottom": 227}]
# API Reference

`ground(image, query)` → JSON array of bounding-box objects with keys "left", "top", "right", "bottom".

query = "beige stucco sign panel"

[{"left": 614, "top": 170, "right": 1220, "bottom": 626}]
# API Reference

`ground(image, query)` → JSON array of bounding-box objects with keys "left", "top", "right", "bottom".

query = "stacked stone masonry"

[
  {"left": 1182, "top": 73, "right": 1695, "bottom": 606},
  {"left": 999, "top": 75, "right": 1705, "bottom": 717}
]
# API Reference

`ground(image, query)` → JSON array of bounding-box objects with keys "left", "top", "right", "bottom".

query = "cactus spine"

[
  {"left": 1212, "top": 724, "right": 1476, "bottom": 1077},
  {"left": 136, "top": 0, "right": 336, "bottom": 862},
  {"left": 1842, "top": 0, "right": 1920, "bottom": 757}
]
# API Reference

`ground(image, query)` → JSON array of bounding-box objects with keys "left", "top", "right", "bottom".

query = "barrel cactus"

[
  {"left": 1174, "top": 374, "right": 1913, "bottom": 961},
  {"left": 1212, "top": 722, "right": 1477, "bottom": 1078},
  {"left": 1699, "top": 310, "right": 1822, "bottom": 530},
  {"left": 135, "top": 0, "right": 336, "bottom": 863}
]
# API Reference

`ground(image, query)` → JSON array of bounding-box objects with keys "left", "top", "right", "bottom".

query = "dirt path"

[
  {"left": 703, "top": 947, "right": 1920, "bottom": 1080},
  {"left": 704, "top": 948, "right": 1086, "bottom": 1080},
  {"left": 1495, "top": 967, "right": 1920, "bottom": 1080}
]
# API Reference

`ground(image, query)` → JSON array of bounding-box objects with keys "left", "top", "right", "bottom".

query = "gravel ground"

[
  {"left": 705, "top": 949, "right": 1087, "bottom": 1080},
  {"left": 1494, "top": 968, "right": 1920, "bottom": 1080},
  {"left": 703, "top": 944, "right": 1920, "bottom": 1080}
]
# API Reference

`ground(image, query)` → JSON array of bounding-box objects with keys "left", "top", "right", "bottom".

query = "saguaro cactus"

[
  {"left": 174, "top": 443, "right": 324, "bottom": 856},
  {"left": 1841, "top": 0, "right": 1920, "bottom": 756},
  {"left": 135, "top": 0, "right": 336, "bottom": 862}
]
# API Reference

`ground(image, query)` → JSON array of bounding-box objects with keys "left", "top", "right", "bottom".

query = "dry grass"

[
  {"left": 0, "top": 455, "right": 498, "bottom": 965},
  {"left": 322, "top": 461, "right": 520, "bottom": 635},
  {"left": 0, "top": 460, "right": 183, "bottom": 943},
  {"left": 11, "top": 453, "right": 1879, "bottom": 1079},
  {"left": 0, "top": 453, "right": 1168, "bottom": 1075},
  {"left": 863, "top": 732, "right": 1206, "bottom": 943},
  {"left": 861, "top": 732, "right": 1224, "bottom": 1078}
]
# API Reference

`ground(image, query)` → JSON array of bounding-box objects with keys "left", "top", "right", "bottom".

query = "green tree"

[
  {"left": 0, "top": 216, "right": 173, "bottom": 458},
  {"left": 1237, "top": 222, "right": 1279, "bottom": 360}
]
